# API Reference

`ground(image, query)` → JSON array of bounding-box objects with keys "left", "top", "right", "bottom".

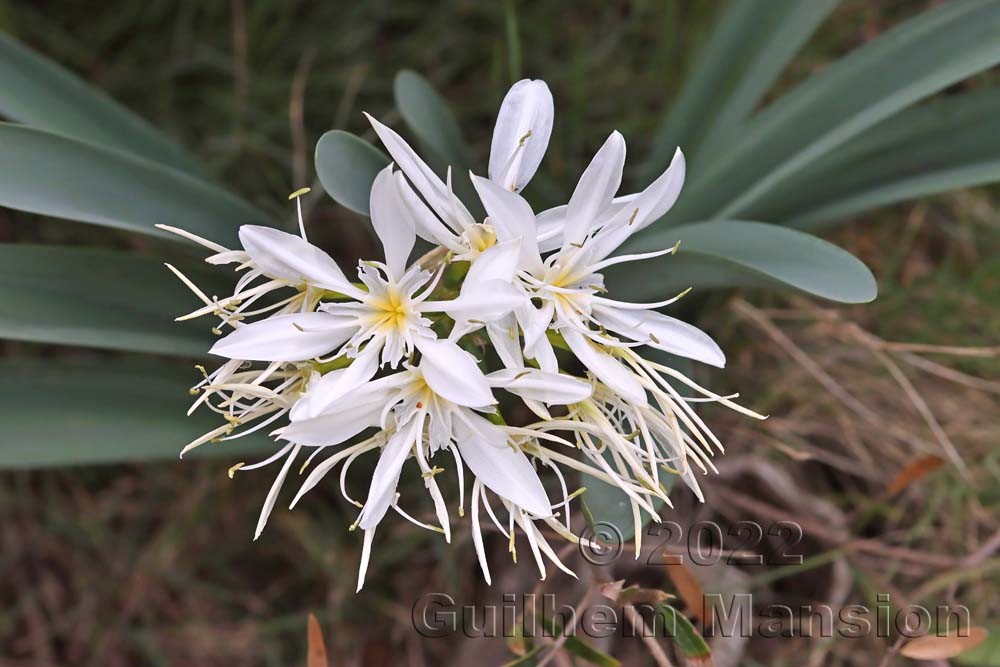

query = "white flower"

[
  {"left": 365, "top": 79, "right": 553, "bottom": 261},
  {"left": 275, "top": 337, "right": 588, "bottom": 590}
]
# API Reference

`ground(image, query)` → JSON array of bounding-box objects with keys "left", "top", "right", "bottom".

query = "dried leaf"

[
  {"left": 900, "top": 627, "right": 988, "bottom": 660},
  {"left": 665, "top": 562, "right": 708, "bottom": 628},
  {"left": 599, "top": 579, "right": 673, "bottom": 606},
  {"left": 307, "top": 613, "right": 329, "bottom": 667},
  {"left": 886, "top": 455, "right": 944, "bottom": 496}
]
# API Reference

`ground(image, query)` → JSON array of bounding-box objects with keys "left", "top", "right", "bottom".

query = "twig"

[{"left": 622, "top": 604, "right": 674, "bottom": 667}]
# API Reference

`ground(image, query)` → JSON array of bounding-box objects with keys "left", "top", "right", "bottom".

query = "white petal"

[
  {"left": 470, "top": 175, "right": 541, "bottom": 272},
  {"left": 210, "top": 312, "right": 357, "bottom": 361},
  {"left": 278, "top": 382, "right": 391, "bottom": 446},
  {"left": 429, "top": 279, "right": 526, "bottom": 323},
  {"left": 588, "top": 148, "right": 686, "bottom": 260},
  {"left": 365, "top": 113, "right": 473, "bottom": 230},
  {"left": 517, "top": 301, "right": 553, "bottom": 359},
  {"left": 464, "top": 238, "right": 522, "bottom": 287},
  {"left": 562, "top": 328, "right": 646, "bottom": 404},
  {"left": 239, "top": 225, "right": 357, "bottom": 294},
  {"left": 486, "top": 314, "right": 524, "bottom": 370},
  {"left": 369, "top": 165, "right": 416, "bottom": 280},
  {"left": 536, "top": 194, "right": 638, "bottom": 253},
  {"left": 454, "top": 412, "right": 552, "bottom": 517},
  {"left": 394, "top": 171, "right": 462, "bottom": 250},
  {"left": 253, "top": 444, "right": 300, "bottom": 540},
  {"left": 489, "top": 369, "right": 592, "bottom": 404},
  {"left": 415, "top": 338, "right": 496, "bottom": 408},
  {"left": 288, "top": 345, "right": 382, "bottom": 420},
  {"left": 563, "top": 131, "right": 626, "bottom": 245},
  {"left": 489, "top": 79, "right": 554, "bottom": 192},
  {"left": 358, "top": 416, "right": 421, "bottom": 530},
  {"left": 593, "top": 304, "right": 725, "bottom": 368}
]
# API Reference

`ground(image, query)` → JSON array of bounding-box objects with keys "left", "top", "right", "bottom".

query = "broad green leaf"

[
  {"left": 672, "top": 0, "right": 1000, "bottom": 222},
  {"left": 394, "top": 70, "right": 475, "bottom": 173},
  {"left": 0, "top": 244, "right": 224, "bottom": 356},
  {"left": 641, "top": 0, "right": 837, "bottom": 180},
  {"left": 0, "top": 32, "right": 205, "bottom": 175},
  {"left": 0, "top": 358, "right": 276, "bottom": 467},
  {"left": 314, "top": 130, "right": 389, "bottom": 215},
  {"left": 611, "top": 221, "right": 877, "bottom": 304},
  {"left": 748, "top": 88, "right": 1000, "bottom": 229},
  {"left": 0, "top": 123, "right": 269, "bottom": 246},
  {"left": 655, "top": 605, "right": 712, "bottom": 661}
]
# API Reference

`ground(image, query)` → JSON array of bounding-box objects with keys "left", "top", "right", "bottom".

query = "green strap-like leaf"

[
  {"left": 0, "top": 244, "right": 225, "bottom": 356},
  {"left": 394, "top": 70, "right": 475, "bottom": 173},
  {"left": 0, "top": 32, "right": 205, "bottom": 175},
  {"left": 314, "top": 130, "right": 389, "bottom": 215},
  {"left": 0, "top": 123, "right": 268, "bottom": 246},
  {"left": 655, "top": 605, "right": 712, "bottom": 661},
  {"left": 611, "top": 221, "right": 877, "bottom": 304},
  {"left": 673, "top": 0, "right": 1000, "bottom": 223},
  {"left": 641, "top": 0, "right": 837, "bottom": 181},
  {"left": 0, "top": 358, "right": 276, "bottom": 467},
  {"left": 749, "top": 88, "right": 1000, "bottom": 229}
]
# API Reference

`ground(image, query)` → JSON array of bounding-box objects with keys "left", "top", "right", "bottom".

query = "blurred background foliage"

[{"left": 1, "top": 1, "right": 1000, "bottom": 665}]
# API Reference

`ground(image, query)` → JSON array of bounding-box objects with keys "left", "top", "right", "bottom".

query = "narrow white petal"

[
  {"left": 593, "top": 304, "right": 725, "bottom": 367},
  {"left": 489, "top": 79, "right": 554, "bottom": 192},
  {"left": 239, "top": 225, "right": 357, "bottom": 293},
  {"left": 369, "top": 165, "right": 416, "bottom": 281},
  {"left": 563, "top": 131, "right": 626, "bottom": 245},
  {"left": 365, "top": 113, "right": 473, "bottom": 230},
  {"left": 470, "top": 175, "right": 541, "bottom": 272},
  {"left": 489, "top": 368, "right": 592, "bottom": 404},
  {"left": 210, "top": 312, "right": 357, "bottom": 361},
  {"left": 562, "top": 328, "right": 646, "bottom": 404},
  {"left": 278, "top": 393, "right": 386, "bottom": 446},
  {"left": 464, "top": 238, "right": 522, "bottom": 287},
  {"left": 415, "top": 338, "right": 496, "bottom": 408},
  {"left": 394, "top": 172, "right": 463, "bottom": 250},
  {"left": 487, "top": 314, "right": 524, "bottom": 370},
  {"left": 454, "top": 412, "right": 552, "bottom": 518},
  {"left": 589, "top": 148, "right": 686, "bottom": 260},
  {"left": 358, "top": 416, "right": 421, "bottom": 530},
  {"left": 535, "top": 193, "right": 638, "bottom": 253},
  {"left": 253, "top": 444, "right": 300, "bottom": 540},
  {"left": 428, "top": 279, "right": 526, "bottom": 323},
  {"left": 288, "top": 345, "right": 382, "bottom": 420}
]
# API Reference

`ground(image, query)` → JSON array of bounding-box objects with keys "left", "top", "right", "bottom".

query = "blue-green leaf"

[
  {"left": 642, "top": 0, "right": 837, "bottom": 180},
  {"left": 394, "top": 70, "right": 475, "bottom": 173},
  {"left": 0, "top": 123, "right": 269, "bottom": 246},
  {"left": 315, "top": 130, "right": 389, "bottom": 215},
  {"left": 0, "top": 358, "right": 276, "bottom": 468},
  {"left": 752, "top": 88, "right": 1000, "bottom": 229},
  {"left": 612, "top": 221, "right": 877, "bottom": 304},
  {"left": 673, "top": 0, "right": 1000, "bottom": 223},
  {"left": 0, "top": 244, "right": 224, "bottom": 356},
  {"left": 0, "top": 32, "right": 205, "bottom": 175}
]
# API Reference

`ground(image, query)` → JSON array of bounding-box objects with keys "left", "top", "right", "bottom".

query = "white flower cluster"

[{"left": 162, "top": 79, "right": 762, "bottom": 591}]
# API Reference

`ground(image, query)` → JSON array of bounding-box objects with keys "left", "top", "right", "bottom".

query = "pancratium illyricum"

[{"left": 163, "top": 78, "right": 764, "bottom": 591}]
